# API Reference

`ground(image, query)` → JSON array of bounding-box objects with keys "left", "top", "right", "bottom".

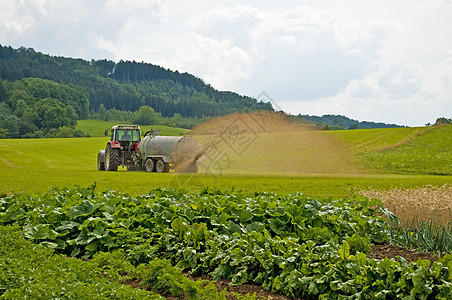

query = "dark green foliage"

[
  {"left": 434, "top": 117, "right": 452, "bottom": 125},
  {"left": 133, "top": 105, "right": 160, "bottom": 125},
  {"left": 0, "top": 76, "right": 89, "bottom": 137}
]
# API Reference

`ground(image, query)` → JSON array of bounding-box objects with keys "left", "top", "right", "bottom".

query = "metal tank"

[{"left": 137, "top": 135, "right": 200, "bottom": 173}]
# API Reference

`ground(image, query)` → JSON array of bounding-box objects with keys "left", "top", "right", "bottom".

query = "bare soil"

[{"left": 367, "top": 243, "right": 439, "bottom": 265}]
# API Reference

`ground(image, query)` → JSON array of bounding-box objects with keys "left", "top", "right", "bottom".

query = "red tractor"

[
  {"left": 97, "top": 125, "right": 200, "bottom": 173},
  {"left": 97, "top": 125, "right": 141, "bottom": 171}
]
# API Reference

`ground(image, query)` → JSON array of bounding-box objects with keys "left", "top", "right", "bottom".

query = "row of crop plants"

[{"left": 1, "top": 184, "right": 452, "bottom": 299}]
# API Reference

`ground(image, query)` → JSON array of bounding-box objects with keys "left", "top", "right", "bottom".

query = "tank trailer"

[{"left": 97, "top": 125, "right": 199, "bottom": 173}]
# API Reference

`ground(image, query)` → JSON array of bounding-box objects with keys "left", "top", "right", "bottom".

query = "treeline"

[
  {"left": 0, "top": 45, "right": 272, "bottom": 118},
  {"left": 293, "top": 114, "right": 404, "bottom": 130},
  {"left": 428, "top": 117, "right": 452, "bottom": 126},
  {"left": 91, "top": 104, "right": 209, "bottom": 129}
]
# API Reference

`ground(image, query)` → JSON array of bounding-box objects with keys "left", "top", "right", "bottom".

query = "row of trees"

[
  {"left": 429, "top": 117, "right": 452, "bottom": 126},
  {"left": 91, "top": 104, "right": 207, "bottom": 129},
  {"left": 294, "top": 114, "right": 404, "bottom": 130}
]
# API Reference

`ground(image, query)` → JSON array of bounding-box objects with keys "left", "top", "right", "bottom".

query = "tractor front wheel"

[
  {"left": 97, "top": 151, "right": 105, "bottom": 170},
  {"left": 105, "top": 144, "right": 120, "bottom": 171}
]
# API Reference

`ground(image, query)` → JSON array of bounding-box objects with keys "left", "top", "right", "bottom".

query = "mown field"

[
  {"left": 1, "top": 121, "right": 450, "bottom": 198},
  {"left": 1, "top": 120, "right": 451, "bottom": 299},
  {"left": 0, "top": 136, "right": 450, "bottom": 199}
]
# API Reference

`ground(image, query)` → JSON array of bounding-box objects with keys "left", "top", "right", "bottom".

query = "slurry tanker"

[{"left": 97, "top": 125, "right": 199, "bottom": 173}]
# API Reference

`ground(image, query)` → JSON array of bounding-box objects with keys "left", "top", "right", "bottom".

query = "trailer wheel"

[
  {"left": 155, "top": 159, "right": 165, "bottom": 173},
  {"left": 105, "top": 144, "right": 120, "bottom": 171},
  {"left": 145, "top": 158, "right": 155, "bottom": 172},
  {"left": 163, "top": 163, "right": 170, "bottom": 173}
]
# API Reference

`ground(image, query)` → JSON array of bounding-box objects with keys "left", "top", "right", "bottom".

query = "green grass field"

[
  {"left": 76, "top": 119, "right": 189, "bottom": 137},
  {"left": 358, "top": 125, "right": 452, "bottom": 175},
  {"left": 327, "top": 126, "right": 430, "bottom": 154},
  {"left": 0, "top": 123, "right": 450, "bottom": 198}
]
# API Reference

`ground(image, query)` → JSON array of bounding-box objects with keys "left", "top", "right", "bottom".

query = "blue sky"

[{"left": 1, "top": 0, "right": 451, "bottom": 126}]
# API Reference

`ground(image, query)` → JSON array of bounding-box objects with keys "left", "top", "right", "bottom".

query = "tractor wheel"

[
  {"left": 145, "top": 158, "right": 155, "bottom": 172},
  {"left": 97, "top": 151, "right": 105, "bottom": 171},
  {"left": 155, "top": 159, "right": 165, "bottom": 173},
  {"left": 105, "top": 144, "right": 120, "bottom": 171},
  {"left": 163, "top": 163, "right": 171, "bottom": 173}
]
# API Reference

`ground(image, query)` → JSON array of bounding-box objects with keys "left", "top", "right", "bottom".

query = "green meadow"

[
  {"left": 0, "top": 123, "right": 450, "bottom": 198},
  {"left": 75, "top": 119, "right": 189, "bottom": 137},
  {"left": 357, "top": 125, "right": 451, "bottom": 175}
]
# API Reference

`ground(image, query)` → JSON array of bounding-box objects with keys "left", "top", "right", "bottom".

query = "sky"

[{"left": 1, "top": 0, "right": 451, "bottom": 126}]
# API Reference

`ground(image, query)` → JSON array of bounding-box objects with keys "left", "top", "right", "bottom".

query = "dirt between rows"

[{"left": 152, "top": 243, "right": 439, "bottom": 300}]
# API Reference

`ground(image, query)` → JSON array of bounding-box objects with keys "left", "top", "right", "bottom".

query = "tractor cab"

[
  {"left": 98, "top": 125, "right": 142, "bottom": 171},
  {"left": 110, "top": 125, "right": 141, "bottom": 147}
]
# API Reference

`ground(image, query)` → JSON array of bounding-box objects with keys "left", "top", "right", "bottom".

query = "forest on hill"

[{"left": 0, "top": 45, "right": 272, "bottom": 138}]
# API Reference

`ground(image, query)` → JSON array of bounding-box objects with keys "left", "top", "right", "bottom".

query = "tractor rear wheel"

[
  {"left": 155, "top": 159, "right": 165, "bottom": 173},
  {"left": 145, "top": 158, "right": 155, "bottom": 172},
  {"left": 105, "top": 144, "right": 120, "bottom": 171}
]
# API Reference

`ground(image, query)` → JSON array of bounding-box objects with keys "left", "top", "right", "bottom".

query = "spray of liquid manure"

[{"left": 187, "top": 111, "right": 363, "bottom": 175}]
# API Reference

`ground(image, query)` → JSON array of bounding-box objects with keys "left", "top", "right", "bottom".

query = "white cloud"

[
  {"left": 422, "top": 51, "right": 452, "bottom": 99},
  {"left": 169, "top": 4, "right": 402, "bottom": 103},
  {"left": 377, "top": 60, "right": 424, "bottom": 99},
  {"left": 0, "top": 0, "right": 49, "bottom": 35},
  {"left": 104, "top": 0, "right": 169, "bottom": 26},
  {"left": 172, "top": 34, "right": 253, "bottom": 88},
  {"left": 0, "top": 0, "right": 451, "bottom": 126},
  {"left": 335, "top": 19, "right": 399, "bottom": 58},
  {"left": 288, "top": 53, "right": 451, "bottom": 126},
  {"left": 0, "top": 0, "right": 173, "bottom": 60}
]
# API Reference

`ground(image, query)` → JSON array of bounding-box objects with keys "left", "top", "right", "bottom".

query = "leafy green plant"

[
  {"left": 2, "top": 186, "right": 452, "bottom": 299},
  {"left": 346, "top": 233, "right": 372, "bottom": 254},
  {"left": 0, "top": 225, "right": 163, "bottom": 299},
  {"left": 382, "top": 208, "right": 452, "bottom": 254}
]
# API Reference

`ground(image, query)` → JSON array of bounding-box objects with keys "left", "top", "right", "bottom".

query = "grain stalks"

[
  {"left": 361, "top": 184, "right": 452, "bottom": 254},
  {"left": 361, "top": 184, "right": 451, "bottom": 225}
]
